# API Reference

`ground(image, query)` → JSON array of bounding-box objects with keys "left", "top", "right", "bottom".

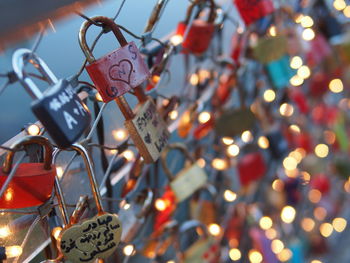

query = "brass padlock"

[
  {"left": 116, "top": 87, "right": 170, "bottom": 163},
  {"left": 160, "top": 143, "right": 207, "bottom": 203},
  {"left": 58, "top": 143, "right": 122, "bottom": 263}
]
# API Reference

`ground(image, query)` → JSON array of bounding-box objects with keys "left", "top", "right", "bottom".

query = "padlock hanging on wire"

[
  {"left": 0, "top": 136, "right": 56, "bottom": 209},
  {"left": 58, "top": 143, "right": 122, "bottom": 263},
  {"left": 79, "top": 17, "right": 169, "bottom": 163},
  {"left": 79, "top": 16, "right": 151, "bottom": 103},
  {"left": 12, "top": 49, "right": 91, "bottom": 148},
  {"left": 176, "top": 0, "right": 217, "bottom": 54}
]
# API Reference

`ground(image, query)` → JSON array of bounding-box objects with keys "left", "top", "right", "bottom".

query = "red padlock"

[
  {"left": 238, "top": 152, "right": 266, "bottom": 186},
  {"left": 79, "top": 16, "right": 150, "bottom": 102},
  {"left": 0, "top": 136, "right": 56, "bottom": 209},
  {"left": 310, "top": 174, "right": 331, "bottom": 194},
  {"left": 234, "top": 0, "right": 274, "bottom": 26},
  {"left": 176, "top": 0, "right": 216, "bottom": 54}
]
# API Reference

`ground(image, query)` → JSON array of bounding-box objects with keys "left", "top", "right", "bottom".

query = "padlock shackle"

[
  {"left": 12, "top": 48, "right": 59, "bottom": 100},
  {"left": 136, "top": 188, "right": 154, "bottom": 218},
  {"left": 79, "top": 16, "right": 128, "bottom": 63},
  {"left": 184, "top": 0, "right": 216, "bottom": 25},
  {"left": 160, "top": 143, "right": 196, "bottom": 181},
  {"left": 144, "top": 0, "right": 168, "bottom": 33},
  {"left": 3, "top": 135, "right": 53, "bottom": 174},
  {"left": 71, "top": 143, "right": 104, "bottom": 214},
  {"left": 179, "top": 219, "right": 208, "bottom": 236}
]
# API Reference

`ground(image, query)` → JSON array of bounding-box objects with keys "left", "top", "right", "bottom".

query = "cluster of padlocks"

[{"left": 1, "top": 0, "right": 350, "bottom": 262}]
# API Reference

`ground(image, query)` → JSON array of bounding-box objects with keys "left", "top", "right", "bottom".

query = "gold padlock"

[
  {"left": 116, "top": 87, "right": 170, "bottom": 163},
  {"left": 58, "top": 143, "right": 122, "bottom": 263},
  {"left": 160, "top": 143, "right": 208, "bottom": 203}
]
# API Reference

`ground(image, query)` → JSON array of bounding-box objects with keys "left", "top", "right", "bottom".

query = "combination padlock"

[
  {"left": 59, "top": 143, "right": 122, "bottom": 263},
  {"left": 0, "top": 136, "right": 56, "bottom": 209},
  {"left": 234, "top": 0, "right": 274, "bottom": 26},
  {"left": 176, "top": 0, "right": 216, "bottom": 54},
  {"left": 79, "top": 16, "right": 150, "bottom": 103},
  {"left": 161, "top": 143, "right": 207, "bottom": 203},
  {"left": 12, "top": 49, "right": 91, "bottom": 148},
  {"left": 116, "top": 87, "right": 170, "bottom": 163}
]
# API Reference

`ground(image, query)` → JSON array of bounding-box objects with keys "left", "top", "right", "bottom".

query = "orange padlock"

[
  {"left": 0, "top": 136, "right": 56, "bottom": 209},
  {"left": 176, "top": 0, "right": 216, "bottom": 54}
]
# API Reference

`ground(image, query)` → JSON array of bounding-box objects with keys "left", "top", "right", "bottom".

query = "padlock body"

[
  {"left": 125, "top": 98, "right": 169, "bottom": 163},
  {"left": 266, "top": 55, "right": 295, "bottom": 89},
  {"left": 238, "top": 152, "right": 266, "bottom": 186},
  {"left": 177, "top": 20, "right": 215, "bottom": 54},
  {"left": 32, "top": 79, "right": 91, "bottom": 148},
  {"left": 234, "top": 0, "right": 274, "bottom": 25},
  {"left": 170, "top": 164, "right": 207, "bottom": 202},
  {"left": 86, "top": 42, "right": 150, "bottom": 102},
  {"left": 60, "top": 213, "right": 122, "bottom": 263},
  {"left": 0, "top": 163, "right": 55, "bottom": 208},
  {"left": 118, "top": 206, "right": 143, "bottom": 243}
]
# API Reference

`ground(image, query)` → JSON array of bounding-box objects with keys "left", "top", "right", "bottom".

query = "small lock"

[
  {"left": 59, "top": 143, "right": 122, "bottom": 263},
  {"left": 266, "top": 55, "right": 295, "bottom": 89},
  {"left": 118, "top": 188, "right": 153, "bottom": 243},
  {"left": 238, "top": 152, "right": 266, "bottom": 187},
  {"left": 161, "top": 143, "right": 207, "bottom": 203},
  {"left": 79, "top": 16, "right": 150, "bottom": 103},
  {"left": 0, "top": 136, "right": 56, "bottom": 209},
  {"left": 117, "top": 88, "right": 170, "bottom": 163},
  {"left": 176, "top": 0, "right": 217, "bottom": 54},
  {"left": 234, "top": 0, "right": 274, "bottom": 26},
  {"left": 179, "top": 220, "right": 219, "bottom": 263},
  {"left": 12, "top": 49, "right": 91, "bottom": 148}
]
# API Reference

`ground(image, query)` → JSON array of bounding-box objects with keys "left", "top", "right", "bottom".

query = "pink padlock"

[{"left": 79, "top": 16, "right": 150, "bottom": 103}]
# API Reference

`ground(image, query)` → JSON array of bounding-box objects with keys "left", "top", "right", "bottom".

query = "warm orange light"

[
  {"left": 301, "top": 217, "right": 315, "bottom": 232},
  {"left": 308, "top": 189, "right": 322, "bottom": 203}
]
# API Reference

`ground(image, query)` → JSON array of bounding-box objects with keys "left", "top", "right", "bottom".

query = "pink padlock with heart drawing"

[{"left": 79, "top": 16, "right": 150, "bottom": 103}]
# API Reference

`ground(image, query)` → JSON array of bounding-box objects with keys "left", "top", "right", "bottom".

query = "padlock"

[
  {"left": 266, "top": 55, "right": 295, "bottom": 89},
  {"left": 118, "top": 188, "right": 153, "bottom": 243},
  {"left": 234, "top": 0, "right": 274, "bottom": 26},
  {"left": 59, "top": 143, "right": 122, "bottom": 263},
  {"left": 190, "top": 184, "right": 218, "bottom": 226},
  {"left": 252, "top": 36, "right": 288, "bottom": 64},
  {"left": 178, "top": 103, "right": 198, "bottom": 138},
  {"left": 215, "top": 108, "right": 256, "bottom": 137},
  {"left": 142, "top": 220, "right": 179, "bottom": 259},
  {"left": 249, "top": 227, "right": 278, "bottom": 263},
  {"left": 116, "top": 87, "right": 170, "bottom": 163},
  {"left": 179, "top": 220, "right": 219, "bottom": 263},
  {"left": 0, "top": 136, "right": 56, "bottom": 209},
  {"left": 237, "top": 152, "right": 266, "bottom": 187},
  {"left": 153, "top": 186, "right": 177, "bottom": 232},
  {"left": 176, "top": 0, "right": 216, "bottom": 54},
  {"left": 12, "top": 49, "right": 91, "bottom": 148},
  {"left": 79, "top": 16, "right": 150, "bottom": 103},
  {"left": 161, "top": 143, "right": 208, "bottom": 203}
]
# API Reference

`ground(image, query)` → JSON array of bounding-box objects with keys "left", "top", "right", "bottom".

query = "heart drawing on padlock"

[
  {"left": 60, "top": 214, "right": 122, "bottom": 263},
  {"left": 108, "top": 59, "right": 134, "bottom": 84}
]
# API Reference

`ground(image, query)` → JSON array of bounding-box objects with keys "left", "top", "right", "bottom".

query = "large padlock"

[
  {"left": 79, "top": 16, "right": 150, "bottom": 103},
  {"left": 59, "top": 143, "right": 122, "bottom": 263},
  {"left": 161, "top": 143, "right": 207, "bottom": 203},
  {"left": 118, "top": 188, "right": 153, "bottom": 243},
  {"left": 12, "top": 49, "right": 91, "bottom": 148},
  {"left": 234, "top": 0, "right": 274, "bottom": 26},
  {"left": 0, "top": 136, "right": 56, "bottom": 209},
  {"left": 176, "top": 0, "right": 216, "bottom": 54},
  {"left": 179, "top": 220, "right": 220, "bottom": 263},
  {"left": 116, "top": 87, "right": 170, "bottom": 163}
]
